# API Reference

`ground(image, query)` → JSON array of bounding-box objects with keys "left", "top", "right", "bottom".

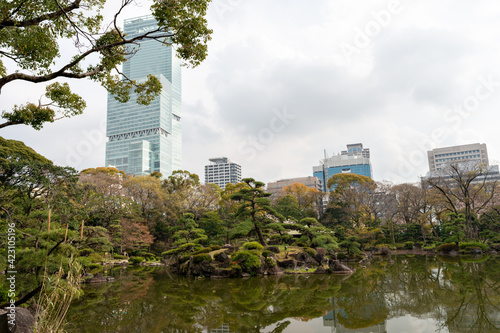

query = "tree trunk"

[{"left": 255, "top": 226, "right": 267, "bottom": 247}]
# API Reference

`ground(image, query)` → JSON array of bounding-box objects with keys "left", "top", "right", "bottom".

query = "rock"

[
  {"left": 487, "top": 250, "right": 497, "bottom": 255},
  {"left": 291, "top": 252, "right": 319, "bottom": 266},
  {"left": 84, "top": 273, "right": 93, "bottom": 278},
  {"left": 106, "top": 276, "right": 115, "bottom": 281},
  {"left": 265, "top": 246, "right": 280, "bottom": 253},
  {"left": 314, "top": 266, "right": 326, "bottom": 274},
  {"left": 277, "top": 259, "right": 297, "bottom": 269},
  {"left": 315, "top": 253, "right": 324, "bottom": 264},
  {"left": 0, "top": 307, "right": 35, "bottom": 333},
  {"left": 448, "top": 250, "right": 458, "bottom": 257},
  {"left": 241, "top": 273, "right": 251, "bottom": 278},
  {"left": 316, "top": 247, "right": 327, "bottom": 256},
  {"left": 27, "top": 304, "right": 42, "bottom": 320},
  {"left": 329, "top": 260, "right": 355, "bottom": 274},
  {"left": 214, "top": 252, "right": 230, "bottom": 264},
  {"left": 266, "top": 265, "right": 284, "bottom": 275},
  {"left": 85, "top": 273, "right": 107, "bottom": 283}
]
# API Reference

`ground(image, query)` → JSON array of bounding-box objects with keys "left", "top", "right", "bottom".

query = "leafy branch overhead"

[{"left": 0, "top": 0, "right": 212, "bottom": 130}]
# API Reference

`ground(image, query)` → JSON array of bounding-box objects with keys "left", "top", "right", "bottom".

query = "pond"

[{"left": 66, "top": 255, "right": 500, "bottom": 333}]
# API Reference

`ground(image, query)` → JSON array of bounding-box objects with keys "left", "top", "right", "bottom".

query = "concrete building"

[
  {"left": 313, "top": 143, "right": 372, "bottom": 192},
  {"left": 424, "top": 143, "right": 500, "bottom": 185},
  {"left": 267, "top": 176, "right": 321, "bottom": 198},
  {"left": 427, "top": 143, "right": 488, "bottom": 172},
  {"left": 105, "top": 15, "right": 182, "bottom": 177},
  {"left": 205, "top": 157, "right": 242, "bottom": 189}
]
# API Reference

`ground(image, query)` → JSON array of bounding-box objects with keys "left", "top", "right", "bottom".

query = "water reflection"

[{"left": 66, "top": 255, "right": 500, "bottom": 333}]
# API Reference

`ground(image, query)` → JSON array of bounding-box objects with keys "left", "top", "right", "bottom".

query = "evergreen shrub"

[
  {"left": 129, "top": 256, "right": 144, "bottom": 264},
  {"left": 435, "top": 243, "right": 459, "bottom": 253},
  {"left": 242, "top": 242, "right": 264, "bottom": 250},
  {"left": 232, "top": 250, "right": 262, "bottom": 274},
  {"left": 459, "top": 242, "right": 487, "bottom": 252}
]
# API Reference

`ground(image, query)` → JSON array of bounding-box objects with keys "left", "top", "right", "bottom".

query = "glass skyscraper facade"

[
  {"left": 313, "top": 143, "right": 373, "bottom": 192},
  {"left": 105, "top": 15, "right": 182, "bottom": 177}
]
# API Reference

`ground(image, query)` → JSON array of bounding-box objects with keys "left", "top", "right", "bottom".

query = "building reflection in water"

[{"left": 207, "top": 323, "right": 235, "bottom": 333}]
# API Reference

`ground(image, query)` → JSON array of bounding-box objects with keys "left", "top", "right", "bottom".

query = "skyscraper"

[
  {"left": 313, "top": 143, "right": 372, "bottom": 192},
  {"left": 105, "top": 15, "right": 182, "bottom": 177},
  {"left": 205, "top": 157, "right": 242, "bottom": 189}
]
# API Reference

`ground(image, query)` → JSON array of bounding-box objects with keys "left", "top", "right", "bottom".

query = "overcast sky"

[{"left": 2, "top": 0, "right": 500, "bottom": 185}]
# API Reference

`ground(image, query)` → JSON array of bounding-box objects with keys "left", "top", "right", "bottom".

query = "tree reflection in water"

[{"left": 66, "top": 256, "right": 500, "bottom": 333}]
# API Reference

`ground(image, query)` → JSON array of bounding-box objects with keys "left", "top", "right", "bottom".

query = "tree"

[
  {"left": 274, "top": 195, "right": 305, "bottom": 221},
  {"left": 230, "top": 178, "right": 283, "bottom": 246},
  {"left": 327, "top": 174, "right": 376, "bottom": 229},
  {"left": 425, "top": 162, "right": 499, "bottom": 240},
  {"left": 0, "top": 0, "right": 212, "bottom": 130},
  {"left": 281, "top": 183, "right": 324, "bottom": 217}
]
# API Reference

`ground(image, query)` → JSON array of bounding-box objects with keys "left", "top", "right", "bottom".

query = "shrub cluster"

[
  {"left": 232, "top": 250, "right": 262, "bottom": 274},
  {"left": 303, "top": 247, "right": 317, "bottom": 257},
  {"left": 192, "top": 254, "right": 212, "bottom": 264},
  {"left": 129, "top": 256, "right": 144, "bottom": 264},
  {"left": 459, "top": 242, "right": 487, "bottom": 252},
  {"left": 261, "top": 250, "right": 273, "bottom": 258},
  {"left": 265, "top": 257, "right": 276, "bottom": 267},
  {"left": 435, "top": 243, "right": 459, "bottom": 253},
  {"left": 113, "top": 254, "right": 127, "bottom": 260},
  {"left": 242, "top": 242, "right": 264, "bottom": 250},
  {"left": 404, "top": 241, "right": 414, "bottom": 250}
]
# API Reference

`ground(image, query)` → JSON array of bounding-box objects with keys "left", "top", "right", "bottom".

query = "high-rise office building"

[
  {"left": 313, "top": 143, "right": 372, "bottom": 192},
  {"left": 427, "top": 143, "right": 488, "bottom": 172},
  {"left": 205, "top": 157, "right": 242, "bottom": 189},
  {"left": 105, "top": 15, "right": 182, "bottom": 177}
]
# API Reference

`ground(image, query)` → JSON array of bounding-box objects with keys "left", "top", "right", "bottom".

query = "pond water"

[{"left": 66, "top": 255, "right": 500, "bottom": 333}]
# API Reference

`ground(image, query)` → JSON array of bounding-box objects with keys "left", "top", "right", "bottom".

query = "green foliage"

[
  {"left": 404, "top": 241, "right": 414, "bottom": 250},
  {"left": 459, "top": 242, "right": 487, "bottom": 252},
  {"left": 261, "top": 250, "right": 273, "bottom": 258},
  {"left": 232, "top": 250, "right": 262, "bottom": 274},
  {"left": 339, "top": 236, "right": 361, "bottom": 255},
  {"left": 230, "top": 178, "right": 284, "bottom": 246},
  {"left": 0, "top": 0, "right": 212, "bottom": 130},
  {"left": 113, "top": 254, "right": 127, "bottom": 260},
  {"left": 274, "top": 195, "right": 305, "bottom": 221},
  {"left": 192, "top": 254, "right": 212, "bottom": 264},
  {"left": 303, "top": 247, "right": 317, "bottom": 257},
  {"left": 337, "top": 252, "right": 347, "bottom": 260},
  {"left": 88, "top": 263, "right": 102, "bottom": 270},
  {"left": 243, "top": 241, "right": 264, "bottom": 250},
  {"left": 129, "top": 256, "right": 144, "bottom": 264},
  {"left": 78, "top": 248, "right": 94, "bottom": 257},
  {"left": 162, "top": 243, "right": 203, "bottom": 256},
  {"left": 435, "top": 243, "right": 460, "bottom": 253},
  {"left": 264, "top": 257, "right": 276, "bottom": 267}
]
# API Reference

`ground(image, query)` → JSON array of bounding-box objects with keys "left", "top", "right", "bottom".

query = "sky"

[{"left": 2, "top": 0, "right": 500, "bottom": 185}]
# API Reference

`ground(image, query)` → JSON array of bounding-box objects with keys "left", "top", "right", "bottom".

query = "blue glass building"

[
  {"left": 313, "top": 143, "right": 373, "bottom": 192},
  {"left": 105, "top": 15, "right": 182, "bottom": 176}
]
